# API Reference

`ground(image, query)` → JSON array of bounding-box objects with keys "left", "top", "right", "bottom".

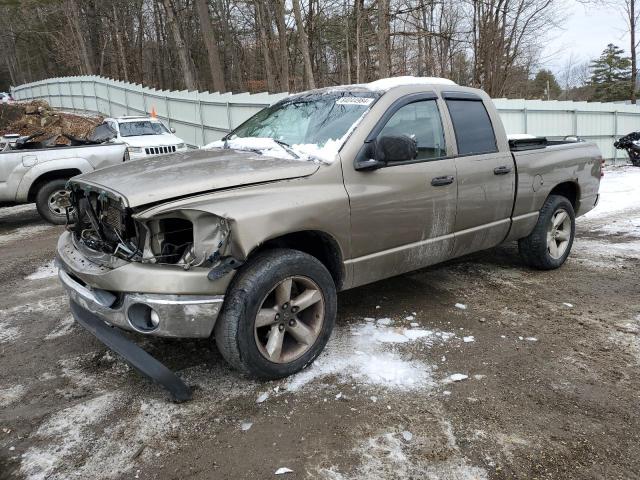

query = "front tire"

[
  {"left": 214, "top": 248, "right": 337, "bottom": 380},
  {"left": 518, "top": 194, "right": 575, "bottom": 270},
  {"left": 35, "top": 179, "right": 75, "bottom": 225}
]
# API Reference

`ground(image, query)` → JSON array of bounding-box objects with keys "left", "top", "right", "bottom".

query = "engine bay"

[{"left": 68, "top": 185, "right": 230, "bottom": 268}]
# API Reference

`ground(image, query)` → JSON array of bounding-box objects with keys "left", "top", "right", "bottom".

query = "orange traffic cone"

[{"left": 150, "top": 106, "right": 157, "bottom": 118}]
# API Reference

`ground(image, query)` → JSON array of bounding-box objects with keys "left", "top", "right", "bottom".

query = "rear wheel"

[
  {"left": 35, "top": 179, "right": 75, "bottom": 225},
  {"left": 214, "top": 248, "right": 337, "bottom": 379},
  {"left": 518, "top": 194, "right": 575, "bottom": 270}
]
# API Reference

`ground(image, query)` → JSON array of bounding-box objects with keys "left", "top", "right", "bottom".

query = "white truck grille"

[{"left": 145, "top": 145, "right": 177, "bottom": 155}]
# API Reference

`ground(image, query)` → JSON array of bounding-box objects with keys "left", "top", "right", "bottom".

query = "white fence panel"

[{"left": 11, "top": 76, "right": 640, "bottom": 161}]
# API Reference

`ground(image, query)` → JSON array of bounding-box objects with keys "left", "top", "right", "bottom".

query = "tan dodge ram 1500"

[{"left": 56, "top": 77, "right": 603, "bottom": 401}]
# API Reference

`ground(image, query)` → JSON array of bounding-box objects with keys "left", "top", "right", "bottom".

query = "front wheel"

[
  {"left": 35, "top": 179, "right": 75, "bottom": 225},
  {"left": 518, "top": 194, "right": 576, "bottom": 270},
  {"left": 214, "top": 248, "right": 337, "bottom": 379}
]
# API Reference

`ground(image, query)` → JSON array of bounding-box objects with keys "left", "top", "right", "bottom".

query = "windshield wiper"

[{"left": 273, "top": 139, "right": 300, "bottom": 159}]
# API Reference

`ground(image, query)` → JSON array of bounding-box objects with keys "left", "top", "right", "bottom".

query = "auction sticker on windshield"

[{"left": 335, "top": 97, "right": 375, "bottom": 106}]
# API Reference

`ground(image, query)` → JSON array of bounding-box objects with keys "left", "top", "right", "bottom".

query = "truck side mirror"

[{"left": 376, "top": 135, "right": 418, "bottom": 163}]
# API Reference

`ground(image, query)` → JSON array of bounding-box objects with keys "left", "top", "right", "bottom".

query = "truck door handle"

[
  {"left": 431, "top": 175, "right": 455, "bottom": 186},
  {"left": 493, "top": 165, "right": 512, "bottom": 175}
]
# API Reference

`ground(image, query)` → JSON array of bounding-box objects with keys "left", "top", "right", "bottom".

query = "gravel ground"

[{"left": 1, "top": 166, "right": 639, "bottom": 480}]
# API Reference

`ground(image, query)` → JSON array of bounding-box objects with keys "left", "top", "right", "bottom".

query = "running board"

[{"left": 69, "top": 300, "right": 193, "bottom": 402}]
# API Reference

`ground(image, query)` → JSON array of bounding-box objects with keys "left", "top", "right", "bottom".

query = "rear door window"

[{"left": 445, "top": 99, "right": 497, "bottom": 155}]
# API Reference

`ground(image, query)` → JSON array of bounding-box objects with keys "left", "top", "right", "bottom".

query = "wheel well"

[
  {"left": 251, "top": 231, "right": 345, "bottom": 290},
  {"left": 27, "top": 169, "right": 81, "bottom": 202},
  {"left": 549, "top": 181, "right": 578, "bottom": 209}
]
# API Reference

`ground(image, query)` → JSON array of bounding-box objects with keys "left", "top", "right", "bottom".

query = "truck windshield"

[
  {"left": 229, "top": 93, "right": 379, "bottom": 148},
  {"left": 119, "top": 121, "right": 169, "bottom": 137}
]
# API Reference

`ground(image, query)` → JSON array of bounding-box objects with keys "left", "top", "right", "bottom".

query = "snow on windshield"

[
  {"left": 203, "top": 132, "right": 354, "bottom": 164},
  {"left": 202, "top": 94, "right": 375, "bottom": 163}
]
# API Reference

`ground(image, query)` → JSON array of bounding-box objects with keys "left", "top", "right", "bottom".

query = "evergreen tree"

[
  {"left": 530, "top": 70, "right": 562, "bottom": 99},
  {"left": 590, "top": 44, "right": 633, "bottom": 102}
]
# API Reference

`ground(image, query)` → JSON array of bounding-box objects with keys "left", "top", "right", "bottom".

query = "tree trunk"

[
  {"left": 292, "top": 0, "right": 315, "bottom": 89},
  {"left": 274, "top": 0, "right": 289, "bottom": 91},
  {"left": 344, "top": 0, "right": 351, "bottom": 84},
  {"left": 631, "top": 0, "right": 637, "bottom": 104},
  {"left": 66, "top": 0, "right": 94, "bottom": 75},
  {"left": 196, "top": 0, "right": 226, "bottom": 92},
  {"left": 256, "top": 1, "right": 276, "bottom": 92},
  {"left": 377, "top": 0, "right": 390, "bottom": 78},
  {"left": 112, "top": 5, "right": 129, "bottom": 81},
  {"left": 161, "top": 0, "right": 198, "bottom": 90},
  {"left": 355, "top": 0, "right": 362, "bottom": 82}
]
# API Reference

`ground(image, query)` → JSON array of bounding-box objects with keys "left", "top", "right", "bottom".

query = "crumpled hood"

[{"left": 71, "top": 148, "right": 320, "bottom": 207}]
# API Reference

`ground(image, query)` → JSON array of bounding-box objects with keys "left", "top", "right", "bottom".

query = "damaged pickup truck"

[{"left": 56, "top": 77, "right": 603, "bottom": 401}]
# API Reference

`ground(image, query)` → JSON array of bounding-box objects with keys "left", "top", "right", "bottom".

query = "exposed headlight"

[
  {"left": 128, "top": 146, "right": 144, "bottom": 153},
  {"left": 176, "top": 143, "right": 186, "bottom": 149},
  {"left": 139, "top": 211, "right": 230, "bottom": 267}
]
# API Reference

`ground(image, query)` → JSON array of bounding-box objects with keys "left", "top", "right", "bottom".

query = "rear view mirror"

[
  {"left": 376, "top": 135, "right": 417, "bottom": 163},
  {"left": 170, "top": 127, "right": 176, "bottom": 133}
]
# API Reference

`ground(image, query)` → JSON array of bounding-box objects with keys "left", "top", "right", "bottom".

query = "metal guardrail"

[{"left": 12, "top": 75, "right": 640, "bottom": 161}]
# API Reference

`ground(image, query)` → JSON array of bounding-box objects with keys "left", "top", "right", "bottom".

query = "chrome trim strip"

[{"left": 59, "top": 268, "right": 114, "bottom": 308}]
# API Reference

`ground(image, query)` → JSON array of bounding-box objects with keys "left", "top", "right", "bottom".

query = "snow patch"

[
  {"left": 363, "top": 76, "right": 457, "bottom": 91},
  {"left": 45, "top": 316, "right": 76, "bottom": 340},
  {"left": 21, "top": 393, "right": 181, "bottom": 480},
  {"left": 318, "top": 424, "right": 487, "bottom": 480},
  {"left": 0, "top": 320, "right": 20, "bottom": 343},
  {"left": 0, "top": 203, "right": 37, "bottom": 218},
  {"left": 455, "top": 303, "right": 467, "bottom": 310},
  {"left": 0, "top": 224, "right": 54, "bottom": 247},
  {"left": 26, "top": 260, "right": 58, "bottom": 280},
  {"left": 0, "top": 384, "right": 26, "bottom": 408},
  {"left": 583, "top": 166, "right": 640, "bottom": 220},
  {"left": 20, "top": 393, "right": 119, "bottom": 480},
  {"left": 286, "top": 322, "right": 454, "bottom": 392}
]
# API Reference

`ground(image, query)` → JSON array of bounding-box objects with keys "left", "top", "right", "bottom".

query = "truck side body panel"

[
  {"left": 0, "top": 143, "right": 127, "bottom": 203},
  {"left": 505, "top": 142, "right": 602, "bottom": 242}
]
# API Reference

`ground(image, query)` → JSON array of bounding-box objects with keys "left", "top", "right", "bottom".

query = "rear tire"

[
  {"left": 518, "top": 194, "right": 575, "bottom": 270},
  {"left": 35, "top": 179, "right": 75, "bottom": 225},
  {"left": 214, "top": 248, "right": 337, "bottom": 380}
]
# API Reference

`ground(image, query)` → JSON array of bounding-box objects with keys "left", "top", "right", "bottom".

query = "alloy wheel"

[
  {"left": 253, "top": 276, "right": 325, "bottom": 364},
  {"left": 547, "top": 208, "right": 571, "bottom": 259}
]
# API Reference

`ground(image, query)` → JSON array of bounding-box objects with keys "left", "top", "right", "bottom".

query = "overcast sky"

[{"left": 541, "top": 0, "right": 632, "bottom": 74}]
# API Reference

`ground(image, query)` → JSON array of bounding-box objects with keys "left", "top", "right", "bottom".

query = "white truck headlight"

[{"left": 128, "top": 147, "right": 144, "bottom": 153}]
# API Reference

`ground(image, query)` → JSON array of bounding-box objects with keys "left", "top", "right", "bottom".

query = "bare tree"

[
  {"left": 160, "top": 0, "right": 198, "bottom": 90},
  {"left": 273, "top": 0, "right": 290, "bottom": 91},
  {"left": 196, "top": 0, "right": 226, "bottom": 92},
  {"left": 292, "top": 0, "right": 315, "bottom": 89},
  {"left": 377, "top": 0, "right": 391, "bottom": 77},
  {"left": 0, "top": 0, "right": 570, "bottom": 100}
]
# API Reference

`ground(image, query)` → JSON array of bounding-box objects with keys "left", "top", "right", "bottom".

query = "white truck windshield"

[
  {"left": 229, "top": 93, "right": 379, "bottom": 147},
  {"left": 119, "top": 121, "right": 169, "bottom": 137}
]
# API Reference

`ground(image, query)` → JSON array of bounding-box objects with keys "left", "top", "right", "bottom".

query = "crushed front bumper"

[
  {"left": 56, "top": 230, "right": 228, "bottom": 401},
  {"left": 69, "top": 300, "right": 192, "bottom": 402},
  {"left": 58, "top": 268, "right": 224, "bottom": 338}
]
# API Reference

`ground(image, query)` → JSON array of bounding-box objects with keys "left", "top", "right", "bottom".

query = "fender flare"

[{"left": 15, "top": 157, "right": 94, "bottom": 202}]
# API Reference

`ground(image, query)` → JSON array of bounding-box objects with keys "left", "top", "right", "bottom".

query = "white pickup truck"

[{"left": 0, "top": 134, "right": 127, "bottom": 223}]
